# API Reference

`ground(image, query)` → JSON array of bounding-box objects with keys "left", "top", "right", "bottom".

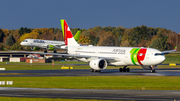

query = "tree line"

[{"left": 0, "top": 25, "right": 179, "bottom": 51}]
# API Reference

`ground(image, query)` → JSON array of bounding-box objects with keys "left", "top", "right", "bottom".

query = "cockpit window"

[
  {"left": 154, "top": 53, "right": 164, "bottom": 56},
  {"left": 22, "top": 40, "right": 27, "bottom": 42}
]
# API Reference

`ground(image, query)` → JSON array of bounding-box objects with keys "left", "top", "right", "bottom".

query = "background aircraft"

[{"left": 20, "top": 30, "right": 81, "bottom": 53}]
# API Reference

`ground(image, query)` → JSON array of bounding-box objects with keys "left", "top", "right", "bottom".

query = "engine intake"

[
  {"left": 89, "top": 58, "right": 107, "bottom": 70},
  {"left": 31, "top": 47, "right": 40, "bottom": 50}
]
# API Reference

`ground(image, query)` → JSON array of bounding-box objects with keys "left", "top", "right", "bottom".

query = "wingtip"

[
  {"left": 175, "top": 46, "right": 177, "bottom": 50},
  {"left": 3, "top": 47, "right": 7, "bottom": 51}
]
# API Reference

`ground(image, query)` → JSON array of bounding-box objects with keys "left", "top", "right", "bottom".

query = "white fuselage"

[
  {"left": 20, "top": 39, "right": 64, "bottom": 49},
  {"left": 68, "top": 46, "right": 165, "bottom": 66}
]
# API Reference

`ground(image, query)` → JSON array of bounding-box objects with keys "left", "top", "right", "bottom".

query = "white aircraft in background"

[
  {"left": 20, "top": 30, "right": 81, "bottom": 53},
  {"left": 6, "top": 19, "right": 177, "bottom": 73}
]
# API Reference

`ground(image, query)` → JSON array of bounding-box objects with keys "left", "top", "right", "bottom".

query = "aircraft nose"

[
  {"left": 20, "top": 42, "right": 23, "bottom": 45},
  {"left": 160, "top": 55, "right": 166, "bottom": 63}
]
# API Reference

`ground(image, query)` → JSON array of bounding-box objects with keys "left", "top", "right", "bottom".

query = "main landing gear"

[
  {"left": 90, "top": 68, "right": 101, "bottom": 73},
  {"left": 119, "top": 66, "right": 130, "bottom": 72},
  {"left": 54, "top": 50, "right": 57, "bottom": 53}
]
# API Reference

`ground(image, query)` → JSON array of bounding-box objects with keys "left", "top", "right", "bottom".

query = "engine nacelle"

[
  {"left": 141, "top": 66, "right": 151, "bottom": 70},
  {"left": 47, "top": 45, "right": 55, "bottom": 50},
  {"left": 89, "top": 58, "right": 107, "bottom": 70},
  {"left": 31, "top": 47, "right": 40, "bottom": 50}
]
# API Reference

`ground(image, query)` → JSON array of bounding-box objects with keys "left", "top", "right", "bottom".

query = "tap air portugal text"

[{"left": 61, "top": 19, "right": 176, "bottom": 73}]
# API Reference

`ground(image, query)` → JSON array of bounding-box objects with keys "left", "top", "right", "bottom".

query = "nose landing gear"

[{"left": 151, "top": 65, "right": 157, "bottom": 73}]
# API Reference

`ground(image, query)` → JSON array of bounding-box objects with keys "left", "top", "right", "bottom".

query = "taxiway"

[{"left": 1, "top": 68, "right": 180, "bottom": 77}]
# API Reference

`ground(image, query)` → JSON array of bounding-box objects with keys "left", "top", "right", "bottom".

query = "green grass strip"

[{"left": 1, "top": 76, "right": 180, "bottom": 90}]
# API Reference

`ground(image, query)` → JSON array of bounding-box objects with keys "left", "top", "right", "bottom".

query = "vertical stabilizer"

[
  {"left": 74, "top": 30, "right": 81, "bottom": 42},
  {"left": 60, "top": 19, "right": 80, "bottom": 46}
]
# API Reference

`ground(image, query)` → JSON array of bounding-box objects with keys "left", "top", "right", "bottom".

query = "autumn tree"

[
  {"left": 19, "top": 32, "right": 39, "bottom": 42},
  {"left": 0, "top": 43, "right": 4, "bottom": 51},
  {"left": 18, "top": 27, "right": 31, "bottom": 36},
  {"left": 55, "top": 32, "right": 63, "bottom": 41},
  {"left": 2, "top": 29, "right": 9, "bottom": 37},
  {"left": 71, "top": 28, "right": 80, "bottom": 35},
  {"left": 149, "top": 34, "right": 169, "bottom": 50},
  {"left": 98, "top": 35, "right": 118, "bottom": 46},
  {"left": 0, "top": 29, "right": 5, "bottom": 42},
  {"left": 10, "top": 43, "right": 23, "bottom": 50},
  {"left": 167, "top": 31, "right": 178, "bottom": 50},
  {"left": 38, "top": 28, "right": 54, "bottom": 40},
  {"left": 79, "top": 35, "right": 91, "bottom": 45},
  {"left": 120, "top": 40, "right": 131, "bottom": 47},
  {"left": 5, "top": 35, "right": 15, "bottom": 46}
]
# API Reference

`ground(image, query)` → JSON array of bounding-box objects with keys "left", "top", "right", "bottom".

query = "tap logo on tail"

[{"left": 60, "top": 19, "right": 73, "bottom": 45}]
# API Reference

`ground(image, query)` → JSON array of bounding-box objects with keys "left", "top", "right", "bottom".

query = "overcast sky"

[{"left": 0, "top": 0, "right": 180, "bottom": 33}]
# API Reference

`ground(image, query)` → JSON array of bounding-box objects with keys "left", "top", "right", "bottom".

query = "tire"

[
  {"left": 123, "top": 68, "right": 126, "bottom": 72},
  {"left": 90, "top": 68, "right": 94, "bottom": 72},
  {"left": 151, "top": 70, "right": 155, "bottom": 73},
  {"left": 127, "top": 68, "right": 130, "bottom": 72},
  {"left": 119, "top": 68, "right": 123, "bottom": 72}
]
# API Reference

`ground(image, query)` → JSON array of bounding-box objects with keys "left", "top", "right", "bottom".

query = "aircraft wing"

[
  {"left": 161, "top": 47, "right": 177, "bottom": 54},
  {"left": 3, "top": 47, "right": 116, "bottom": 61}
]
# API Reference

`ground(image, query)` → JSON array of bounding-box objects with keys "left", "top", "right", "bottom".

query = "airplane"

[
  {"left": 5, "top": 19, "right": 177, "bottom": 73},
  {"left": 20, "top": 30, "right": 81, "bottom": 53},
  {"left": 59, "top": 19, "right": 177, "bottom": 73}
]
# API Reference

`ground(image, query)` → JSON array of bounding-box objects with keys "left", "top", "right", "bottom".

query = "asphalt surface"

[
  {"left": 0, "top": 87, "right": 179, "bottom": 101},
  {"left": 1, "top": 68, "right": 180, "bottom": 77},
  {"left": 1, "top": 68, "right": 180, "bottom": 100}
]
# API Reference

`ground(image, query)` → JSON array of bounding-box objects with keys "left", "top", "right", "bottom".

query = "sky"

[{"left": 0, "top": 0, "right": 180, "bottom": 33}]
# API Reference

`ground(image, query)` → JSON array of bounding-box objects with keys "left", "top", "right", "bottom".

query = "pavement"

[
  {"left": 1, "top": 68, "right": 180, "bottom": 77},
  {"left": 1, "top": 68, "right": 180, "bottom": 100},
  {"left": 0, "top": 87, "right": 179, "bottom": 101}
]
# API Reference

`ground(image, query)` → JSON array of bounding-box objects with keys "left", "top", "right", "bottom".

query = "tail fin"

[
  {"left": 74, "top": 30, "right": 81, "bottom": 42},
  {"left": 60, "top": 19, "right": 79, "bottom": 46}
]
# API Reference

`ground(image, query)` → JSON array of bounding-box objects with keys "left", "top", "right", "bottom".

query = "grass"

[
  {"left": 1, "top": 76, "right": 180, "bottom": 90},
  {"left": 0, "top": 97, "right": 115, "bottom": 101},
  {"left": 164, "top": 53, "right": 180, "bottom": 63}
]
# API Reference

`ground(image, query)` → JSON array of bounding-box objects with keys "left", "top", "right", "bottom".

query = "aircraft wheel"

[
  {"left": 151, "top": 70, "right": 155, "bottom": 73},
  {"left": 123, "top": 68, "right": 126, "bottom": 72},
  {"left": 119, "top": 68, "right": 123, "bottom": 72},
  {"left": 98, "top": 70, "right": 101, "bottom": 73},
  {"left": 90, "top": 68, "right": 94, "bottom": 72},
  {"left": 127, "top": 68, "right": 130, "bottom": 72},
  {"left": 54, "top": 50, "right": 57, "bottom": 53},
  {"left": 44, "top": 51, "right": 47, "bottom": 53}
]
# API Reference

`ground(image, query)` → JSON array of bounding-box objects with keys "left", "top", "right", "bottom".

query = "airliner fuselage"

[{"left": 68, "top": 46, "right": 165, "bottom": 67}]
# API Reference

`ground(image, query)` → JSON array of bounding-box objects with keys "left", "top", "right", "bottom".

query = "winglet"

[
  {"left": 161, "top": 46, "right": 177, "bottom": 54},
  {"left": 3, "top": 47, "right": 7, "bottom": 51},
  {"left": 174, "top": 46, "right": 177, "bottom": 51}
]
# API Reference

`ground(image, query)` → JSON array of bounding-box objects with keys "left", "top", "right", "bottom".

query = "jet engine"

[
  {"left": 89, "top": 58, "right": 107, "bottom": 70},
  {"left": 31, "top": 47, "right": 40, "bottom": 50},
  {"left": 47, "top": 45, "right": 55, "bottom": 50}
]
